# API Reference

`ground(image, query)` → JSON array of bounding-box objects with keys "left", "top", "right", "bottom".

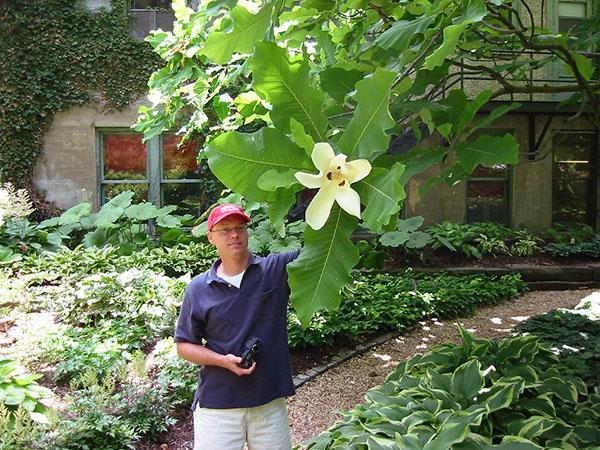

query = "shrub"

[
  {"left": 51, "top": 269, "right": 188, "bottom": 336},
  {"left": 44, "top": 369, "right": 174, "bottom": 449}
]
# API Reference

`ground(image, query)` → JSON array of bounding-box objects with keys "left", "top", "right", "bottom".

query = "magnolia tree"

[{"left": 135, "top": 0, "right": 599, "bottom": 325}]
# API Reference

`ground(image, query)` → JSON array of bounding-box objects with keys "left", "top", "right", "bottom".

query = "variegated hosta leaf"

[
  {"left": 354, "top": 163, "right": 406, "bottom": 232},
  {"left": 288, "top": 206, "right": 358, "bottom": 326},
  {"left": 251, "top": 42, "right": 328, "bottom": 141},
  {"left": 450, "top": 359, "right": 484, "bottom": 401},
  {"left": 338, "top": 68, "right": 396, "bottom": 161},
  {"left": 201, "top": 2, "right": 274, "bottom": 64}
]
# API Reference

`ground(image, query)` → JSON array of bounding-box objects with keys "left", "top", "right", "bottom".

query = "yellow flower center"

[{"left": 326, "top": 166, "right": 348, "bottom": 187}]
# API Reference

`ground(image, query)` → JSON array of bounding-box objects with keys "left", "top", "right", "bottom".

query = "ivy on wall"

[{"left": 0, "top": 0, "right": 162, "bottom": 195}]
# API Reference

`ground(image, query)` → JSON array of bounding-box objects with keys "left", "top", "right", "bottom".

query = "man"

[{"left": 174, "top": 203, "right": 298, "bottom": 450}]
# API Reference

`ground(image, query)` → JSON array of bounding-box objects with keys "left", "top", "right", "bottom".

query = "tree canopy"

[{"left": 135, "top": 0, "right": 599, "bottom": 325}]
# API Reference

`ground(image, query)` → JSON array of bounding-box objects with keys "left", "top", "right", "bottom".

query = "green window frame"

[{"left": 96, "top": 129, "right": 208, "bottom": 215}]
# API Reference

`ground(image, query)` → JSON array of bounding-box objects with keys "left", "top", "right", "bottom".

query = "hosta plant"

[
  {"left": 0, "top": 357, "right": 53, "bottom": 424},
  {"left": 303, "top": 326, "right": 600, "bottom": 449}
]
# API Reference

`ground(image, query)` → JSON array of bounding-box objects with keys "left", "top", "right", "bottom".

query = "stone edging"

[{"left": 292, "top": 330, "right": 403, "bottom": 389}]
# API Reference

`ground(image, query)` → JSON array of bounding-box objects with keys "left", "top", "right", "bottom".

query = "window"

[
  {"left": 130, "top": 0, "right": 175, "bottom": 40},
  {"left": 84, "top": 0, "right": 112, "bottom": 11},
  {"left": 98, "top": 130, "right": 220, "bottom": 216},
  {"left": 465, "top": 130, "right": 512, "bottom": 225},
  {"left": 557, "top": 0, "right": 589, "bottom": 34},
  {"left": 465, "top": 165, "right": 511, "bottom": 225},
  {"left": 552, "top": 130, "right": 597, "bottom": 226}
]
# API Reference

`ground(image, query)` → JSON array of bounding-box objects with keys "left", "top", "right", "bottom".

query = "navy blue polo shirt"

[{"left": 174, "top": 251, "right": 299, "bottom": 409}]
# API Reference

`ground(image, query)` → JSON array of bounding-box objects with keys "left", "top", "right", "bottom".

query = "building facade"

[{"left": 32, "top": 0, "right": 599, "bottom": 233}]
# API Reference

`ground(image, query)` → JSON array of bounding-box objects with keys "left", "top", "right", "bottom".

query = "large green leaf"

[
  {"left": 450, "top": 359, "right": 484, "bottom": 401},
  {"left": 455, "top": 133, "right": 519, "bottom": 173},
  {"left": 205, "top": 128, "right": 312, "bottom": 202},
  {"left": 354, "top": 163, "right": 406, "bottom": 232},
  {"left": 424, "top": 0, "right": 487, "bottom": 69},
  {"left": 320, "top": 67, "right": 364, "bottom": 102},
  {"left": 338, "top": 69, "right": 396, "bottom": 161},
  {"left": 57, "top": 202, "right": 92, "bottom": 226},
  {"left": 288, "top": 206, "right": 358, "bottom": 326},
  {"left": 424, "top": 408, "right": 485, "bottom": 450},
  {"left": 251, "top": 42, "right": 328, "bottom": 141},
  {"left": 95, "top": 191, "right": 134, "bottom": 228},
  {"left": 125, "top": 202, "right": 160, "bottom": 221},
  {"left": 481, "top": 380, "right": 524, "bottom": 413},
  {"left": 201, "top": 2, "right": 274, "bottom": 64},
  {"left": 375, "top": 14, "right": 437, "bottom": 52}
]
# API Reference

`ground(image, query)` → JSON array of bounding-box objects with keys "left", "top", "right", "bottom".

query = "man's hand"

[
  {"left": 176, "top": 342, "right": 256, "bottom": 375},
  {"left": 222, "top": 354, "right": 256, "bottom": 376}
]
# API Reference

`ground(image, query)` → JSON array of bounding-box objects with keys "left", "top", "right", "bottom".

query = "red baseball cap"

[{"left": 207, "top": 203, "right": 251, "bottom": 230}]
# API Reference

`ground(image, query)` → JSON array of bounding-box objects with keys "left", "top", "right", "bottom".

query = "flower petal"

[
  {"left": 345, "top": 159, "right": 372, "bottom": 183},
  {"left": 312, "top": 142, "right": 336, "bottom": 172},
  {"left": 305, "top": 183, "right": 337, "bottom": 230},
  {"left": 295, "top": 171, "right": 323, "bottom": 189},
  {"left": 335, "top": 186, "right": 361, "bottom": 218}
]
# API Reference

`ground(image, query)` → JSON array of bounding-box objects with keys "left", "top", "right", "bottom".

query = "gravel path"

[{"left": 286, "top": 288, "right": 595, "bottom": 446}]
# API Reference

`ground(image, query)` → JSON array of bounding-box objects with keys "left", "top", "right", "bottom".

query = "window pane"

[
  {"left": 558, "top": 2, "right": 586, "bottom": 18},
  {"left": 103, "top": 183, "right": 148, "bottom": 204},
  {"left": 102, "top": 133, "right": 147, "bottom": 180},
  {"left": 162, "top": 183, "right": 212, "bottom": 217},
  {"left": 559, "top": 17, "right": 584, "bottom": 33},
  {"left": 155, "top": 10, "right": 175, "bottom": 31},
  {"left": 130, "top": 10, "right": 151, "bottom": 40},
  {"left": 466, "top": 180, "right": 508, "bottom": 224},
  {"left": 162, "top": 133, "right": 200, "bottom": 179},
  {"left": 552, "top": 132, "right": 592, "bottom": 224},
  {"left": 133, "top": 0, "right": 171, "bottom": 8}
]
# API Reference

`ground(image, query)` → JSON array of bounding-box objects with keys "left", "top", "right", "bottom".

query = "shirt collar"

[{"left": 206, "top": 253, "right": 263, "bottom": 284}]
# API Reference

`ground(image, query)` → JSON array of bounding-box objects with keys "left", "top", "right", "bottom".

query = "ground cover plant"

[
  {"left": 303, "top": 325, "right": 600, "bottom": 449},
  {"left": 0, "top": 240, "right": 530, "bottom": 448}
]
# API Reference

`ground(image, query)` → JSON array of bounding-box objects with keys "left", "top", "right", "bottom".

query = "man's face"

[{"left": 207, "top": 215, "right": 249, "bottom": 259}]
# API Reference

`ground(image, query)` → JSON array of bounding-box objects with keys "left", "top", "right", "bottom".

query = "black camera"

[{"left": 238, "top": 336, "right": 261, "bottom": 369}]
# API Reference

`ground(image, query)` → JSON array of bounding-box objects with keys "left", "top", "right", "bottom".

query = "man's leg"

[
  {"left": 246, "top": 398, "right": 292, "bottom": 450},
  {"left": 193, "top": 405, "right": 247, "bottom": 450}
]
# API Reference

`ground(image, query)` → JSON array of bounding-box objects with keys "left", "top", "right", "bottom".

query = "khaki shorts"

[{"left": 193, "top": 397, "right": 292, "bottom": 450}]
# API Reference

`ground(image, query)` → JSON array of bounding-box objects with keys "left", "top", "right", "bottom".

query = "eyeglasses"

[{"left": 210, "top": 225, "right": 248, "bottom": 235}]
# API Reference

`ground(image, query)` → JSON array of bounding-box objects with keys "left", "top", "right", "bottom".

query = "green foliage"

[
  {"left": 51, "top": 268, "right": 187, "bottom": 334},
  {"left": 545, "top": 234, "right": 600, "bottom": 258},
  {"left": 0, "top": 404, "right": 47, "bottom": 450},
  {"left": 426, "top": 221, "right": 539, "bottom": 259},
  {"left": 511, "top": 229, "right": 543, "bottom": 257},
  {"left": 40, "top": 191, "right": 193, "bottom": 255},
  {"left": 151, "top": 338, "right": 198, "bottom": 406},
  {"left": 44, "top": 320, "right": 153, "bottom": 383},
  {"left": 548, "top": 223, "right": 595, "bottom": 244},
  {"left": 44, "top": 370, "right": 175, "bottom": 449},
  {"left": 514, "top": 310, "right": 600, "bottom": 387},
  {"left": 303, "top": 328, "right": 600, "bottom": 449},
  {"left": 133, "top": 0, "right": 583, "bottom": 322},
  {"left": 0, "top": 357, "right": 53, "bottom": 423},
  {"left": 17, "top": 241, "right": 217, "bottom": 278},
  {"left": 0, "top": 0, "right": 161, "bottom": 186},
  {"left": 287, "top": 271, "right": 528, "bottom": 349},
  {"left": 380, "top": 216, "right": 433, "bottom": 250}
]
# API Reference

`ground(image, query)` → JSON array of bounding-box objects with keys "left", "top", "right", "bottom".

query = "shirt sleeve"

[{"left": 174, "top": 282, "right": 205, "bottom": 344}]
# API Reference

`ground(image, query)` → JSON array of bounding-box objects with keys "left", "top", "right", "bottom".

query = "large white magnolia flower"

[{"left": 295, "top": 142, "right": 371, "bottom": 230}]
